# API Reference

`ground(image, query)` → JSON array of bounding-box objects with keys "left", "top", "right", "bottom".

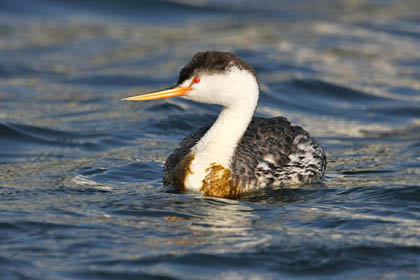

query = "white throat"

[{"left": 184, "top": 70, "right": 259, "bottom": 191}]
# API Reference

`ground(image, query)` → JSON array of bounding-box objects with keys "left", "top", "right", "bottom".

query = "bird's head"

[{"left": 123, "top": 51, "right": 259, "bottom": 108}]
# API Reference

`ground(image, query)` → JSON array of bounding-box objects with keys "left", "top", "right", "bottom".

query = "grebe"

[{"left": 123, "top": 51, "right": 326, "bottom": 199}]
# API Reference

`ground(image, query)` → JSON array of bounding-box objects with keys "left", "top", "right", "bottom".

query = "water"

[{"left": 1, "top": 0, "right": 420, "bottom": 279}]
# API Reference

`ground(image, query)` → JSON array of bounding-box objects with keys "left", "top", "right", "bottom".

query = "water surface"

[{"left": 1, "top": 0, "right": 420, "bottom": 279}]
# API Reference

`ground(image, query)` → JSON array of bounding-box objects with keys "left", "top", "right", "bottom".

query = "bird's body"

[
  {"left": 123, "top": 51, "right": 326, "bottom": 199},
  {"left": 164, "top": 116, "right": 326, "bottom": 198}
]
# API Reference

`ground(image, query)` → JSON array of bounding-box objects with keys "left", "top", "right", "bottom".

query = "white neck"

[
  {"left": 185, "top": 91, "right": 258, "bottom": 191},
  {"left": 194, "top": 102, "right": 256, "bottom": 162}
]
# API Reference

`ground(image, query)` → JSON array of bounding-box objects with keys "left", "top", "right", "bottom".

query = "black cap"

[{"left": 177, "top": 51, "right": 258, "bottom": 85}]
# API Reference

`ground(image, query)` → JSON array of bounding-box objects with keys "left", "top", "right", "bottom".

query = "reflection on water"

[{"left": 1, "top": 0, "right": 420, "bottom": 279}]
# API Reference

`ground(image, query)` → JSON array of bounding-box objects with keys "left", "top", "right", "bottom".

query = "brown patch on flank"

[
  {"left": 200, "top": 163, "right": 242, "bottom": 199},
  {"left": 172, "top": 152, "right": 194, "bottom": 193}
]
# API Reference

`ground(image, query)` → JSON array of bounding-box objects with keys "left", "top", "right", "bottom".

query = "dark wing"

[
  {"left": 163, "top": 126, "right": 210, "bottom": 186},
  {"left": 231, "top": 116, "right": 324, "bottom": 188}
]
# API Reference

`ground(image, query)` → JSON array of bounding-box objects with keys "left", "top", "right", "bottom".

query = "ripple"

[
  {"left": 77, "top": 159, "right": 163, "bottom": 185},
  {"left": 290, "top": 79, "right": 391, "bottom": 103},
  {"left": 0, "top": 122, "right": 130, "bottom": 163},
  {"left": 61, "top": 75, "right": 167, "bottom": 87},
  {"left": 263, "top": 78, "right": 397, "bottom": 123},
  {"left": 0, "top": 122, "right": 104, "bottom": 147}
]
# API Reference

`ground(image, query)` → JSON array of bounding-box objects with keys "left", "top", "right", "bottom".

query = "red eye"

[{"left": 192, "top": 77, "right": 200, "bottom": 84}]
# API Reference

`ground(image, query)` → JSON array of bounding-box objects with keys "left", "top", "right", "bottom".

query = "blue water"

[{"left": 1, "top": 0, "right": 420, "bottom": 279}]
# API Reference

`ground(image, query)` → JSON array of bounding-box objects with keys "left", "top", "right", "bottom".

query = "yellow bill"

[{"left": 122, "top": 86, "right": 191, "bottom": 101}]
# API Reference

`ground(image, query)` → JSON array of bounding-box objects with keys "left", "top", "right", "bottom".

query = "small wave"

[
  {"left": 263, "top": 78, "right": 388, "bottom": 115},
  {"left": 263, "top": 78, "right": 417, "bottom": 127},
  {"left": 0, "top": 122, "right": 110, "bottom": 151},
  {"left": 340, "top": 185, "right": 420, "bottom": 204},
  {"left": 289, "top": 79, "right": 390, "bottom": 103},
  {"left": 361, "top": 124, "right": 420, "bottom": 138},
  {"left": 71, "top": 175, "right": 114, "bottom": 191},
  {"left": 144, "top": 112, "right": 215, "bottom": 135},
  {"left": 78, "top": 160, "right": 163, "bottom": 185},
  {"left": 60, "top": 75, "right": 167, "bottom": 87},
  {"left": 82, "top": 244, "right": 420, "bottom": 277}
]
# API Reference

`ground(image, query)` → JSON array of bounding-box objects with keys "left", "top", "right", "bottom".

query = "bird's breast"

[{"left": 179, "top": 154, "right": 243, "bottom": 199}]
